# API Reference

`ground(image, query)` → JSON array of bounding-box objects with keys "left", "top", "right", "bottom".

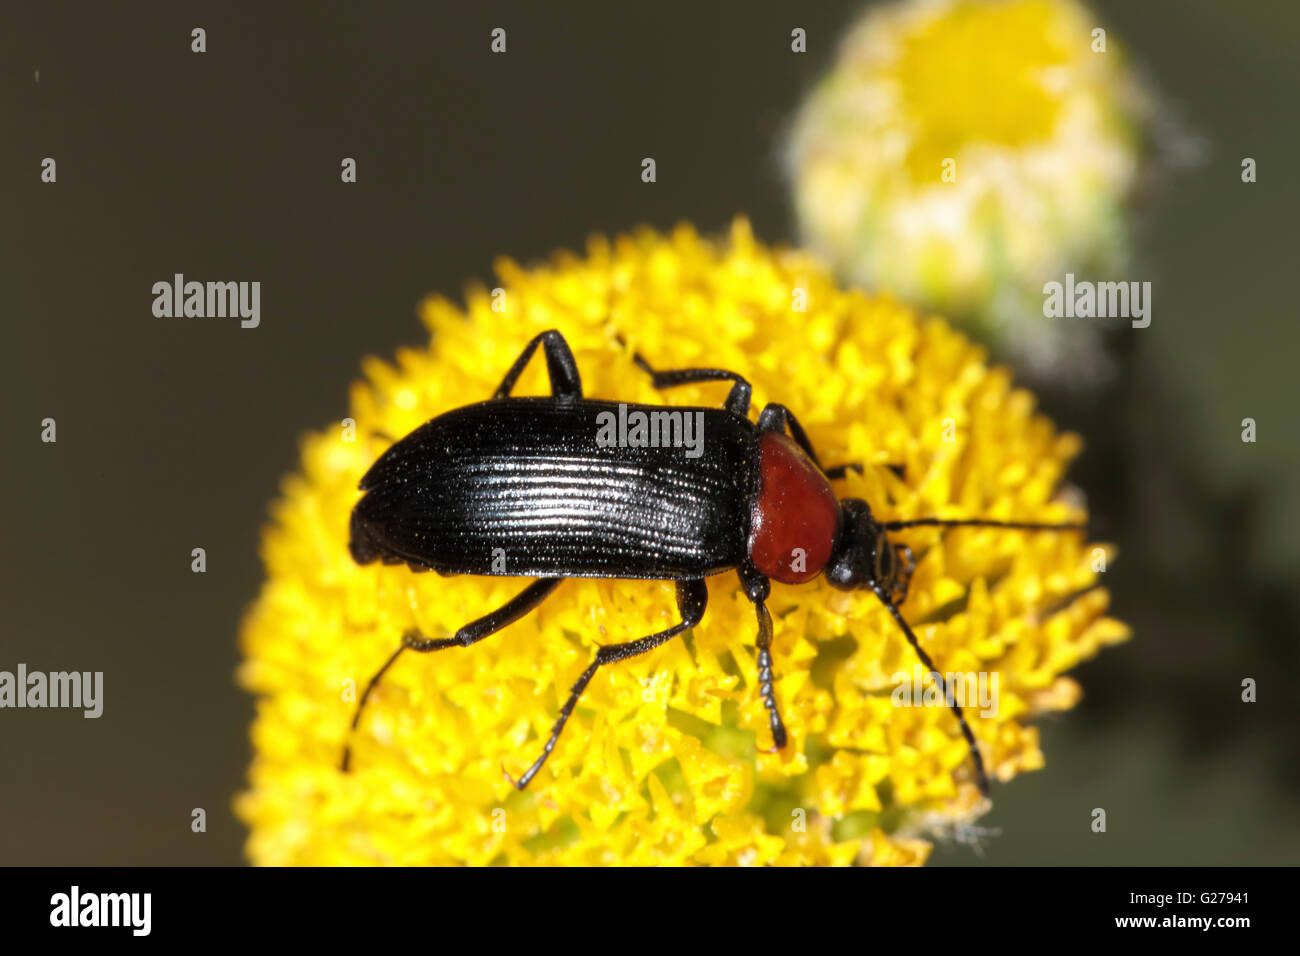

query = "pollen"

[{"left": 235, "top": 218, "right": 1129, "bottom": 866}]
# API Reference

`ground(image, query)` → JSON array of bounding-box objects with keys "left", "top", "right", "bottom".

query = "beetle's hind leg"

[
  {"left": 505, "top": 578, "right": 709, "bottom": 790},
  {"left": 342, "top": 577, "right": 564, "bottom": 772},
  {"left": 494, "top": 330, "right": 583, "bottom": 401}
]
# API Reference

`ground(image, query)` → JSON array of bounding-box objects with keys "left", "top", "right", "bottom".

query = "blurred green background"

[{"left": 2, "top": 0, "right": 1296, "bottom": 865}]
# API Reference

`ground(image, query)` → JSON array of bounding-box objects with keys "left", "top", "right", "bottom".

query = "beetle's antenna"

[
  {"left": 341, "top": 643, "right": 407, "bottom": 772},
  {"left": 868, "top": 585, "right": 991, "bottom": 798},
  {"left": 882, "top": 518, "right": 1086, "bottom": 533}
]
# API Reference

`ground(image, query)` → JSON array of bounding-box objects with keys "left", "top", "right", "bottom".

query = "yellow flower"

[
  {"left": 785, "top": 0, "right": 1156, "bottom": 380},
  {"left": 236, "top": 219, "right": 1128, "bottom": 866}
]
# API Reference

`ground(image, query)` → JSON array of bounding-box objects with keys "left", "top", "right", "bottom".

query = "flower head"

[
  {"left": 236, "top": 219, "right": 1128, "bottom": 865},
  {"left": 785, "top": 0, "right": 1158, "bottom": 380}
]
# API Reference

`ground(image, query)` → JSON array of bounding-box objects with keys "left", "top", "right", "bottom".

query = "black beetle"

[{"left": 344, "top": 329, "right": 1084, "bottom": 794}]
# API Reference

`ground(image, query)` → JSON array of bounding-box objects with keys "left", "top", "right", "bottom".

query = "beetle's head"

[{"left": 825, "top": 498, "right": 911, "bottom": 601}]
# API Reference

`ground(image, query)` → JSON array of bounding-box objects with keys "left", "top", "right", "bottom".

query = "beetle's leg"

[
  {"left": 736, "top": 565, "right": 787, "bottom": 751},
  {"left": 757, "top": 403, "right": 892, "bottom": 479},
  {"left": 494, "top": 329, "right": 583, "bottom": 401},
  {"left": 342, "top": 578, "right": 564, "bottom": 772},
  {"left": 756, "top": 403, "right": 820, "bottom": 463},
  {"left": 753, "top": 598, "right": 786, "bottom": 751},
  {"left": 400, "top": 577, "right": 564, "bottom": 651},
  {"left": 628, "top": 352, "right": 752, "bottom": 416},
  {"left": 758, "top": 403, "right": 865, "bottom": 480},
  {"left": 823, "top": 463, "right": 866, "bottom": 480},
  {"left": 505, "top": 578, "right": 709, "bottom": 790},
  {"left": 868, "top": 584, "right": 991, "bottom": 798},
  {"left": 891, "top": 543, "right": 916, "bottom": 606},
  {"left": 755, "top": 402, "right": 865, "bottom": 480}
]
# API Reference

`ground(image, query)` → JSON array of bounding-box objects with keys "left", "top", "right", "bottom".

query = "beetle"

[{"left": 343, "top": 329, "right": 1084, "bottom": 795}]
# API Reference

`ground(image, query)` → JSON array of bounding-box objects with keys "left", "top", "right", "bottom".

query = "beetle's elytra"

[{"left": 344, "top": 330, "right": 1085, "bottom": 794}]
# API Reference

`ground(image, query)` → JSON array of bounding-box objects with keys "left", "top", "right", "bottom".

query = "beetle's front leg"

[
  {"left": 891, "top": 543, "right": 916, "bottom": 606},
  {"left": 737, "top": 565, "right": 786, "bottom": 751}
]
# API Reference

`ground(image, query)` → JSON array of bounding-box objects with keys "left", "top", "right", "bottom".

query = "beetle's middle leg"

[
  {"left": 505, "top": 578, "right": 709, "bottom": 790},
  {"left": 628, "top": 351, "right": 753, "bottom": 417},
  {"left": 342, "top": 577, "right": 564, "bottom": 772}
]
